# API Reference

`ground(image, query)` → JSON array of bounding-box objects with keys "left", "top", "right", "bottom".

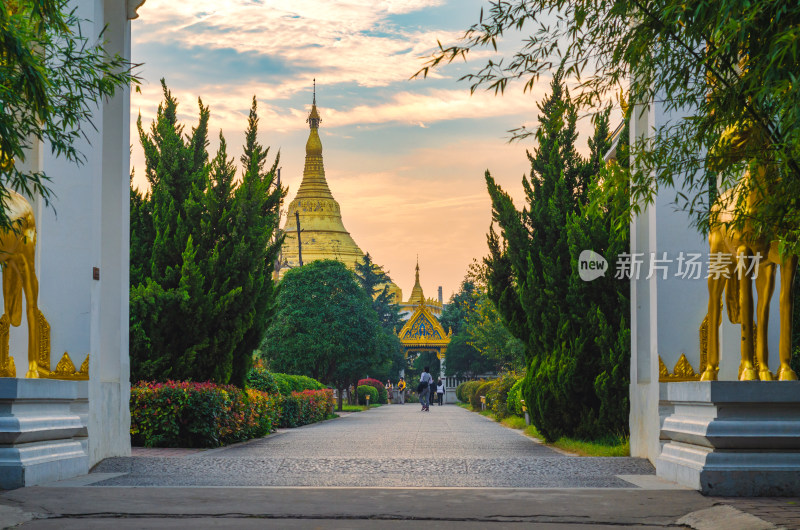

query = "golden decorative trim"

[
  {"left": 37, "top": 309, "right": 51, "bottom": 374},
  {"left": 78, "top": 354, "right": 89, "bottom": 376},
  {"left": 54, "top": 353, "right": 76, "bottom": 376},
  {"left": 658, "top": 356, "right": 669, "bottom": 380},
  {"left": 41, "top": 352, "right": 89, "bottom": 380},
  {"left": 659, "top": 353, "right": 702, "bottom": 382},
  {"left": 0, "top": 314, "right": 14, "bottom": 377}
]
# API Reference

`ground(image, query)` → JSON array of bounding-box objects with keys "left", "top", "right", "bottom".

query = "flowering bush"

[
  {"left": 278, "top": 389, "right": 335, "bottom": 427},
  {"left": 357, "top": 378, "right": 387, "bottom": 403},
  {"left": 130, "top": 381, "right": 280, "bottom": 448}
]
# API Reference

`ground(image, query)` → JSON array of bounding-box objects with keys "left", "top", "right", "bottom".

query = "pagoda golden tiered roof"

[{"left": 276, "top": 89, "right": 401, "bottom": 303}]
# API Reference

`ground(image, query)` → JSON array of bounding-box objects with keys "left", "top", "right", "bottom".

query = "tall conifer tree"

[
  {"left": 484, "top": 74, "right": 630, "bottom": 441},
  {"left": 130, "top": 85, "right": 283, "bottom": 386}
]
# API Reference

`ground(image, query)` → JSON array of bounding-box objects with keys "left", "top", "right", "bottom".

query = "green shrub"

[
  {"left": 130, "top": 381, "right": 280, "bottom": 448},
  {"left": 456, "top": 381, "right": 471, "bottom": 402},
  {"left": 406, "top": 392, "right": 419, "bottom": 403},
  {"left": 247, "top": 368, "right": 279, "bottom": 394},
  {"left": 357, "top": 385, "right": 378, "bottom": 405},
  {"left": 460, "top": 380, "right": 483, "bottom": 405},
  {"left": 278, "top": 389, "right": 335, "bottom": 428},
  {"left": 470, "top": 381, "right": 493, "bottom": 410},
  {"left": 273, "top": 372, "right": 325, "bottom": 395},
  {"left": 506, "top": 377, "right": 525, "bottom": 416},
  {"left": 487, "top": 372, "right": 519, "bottom": 418},
  {"left": 358, "top": 378, "right": 388, "bottom": 404},
  {"left": 247, "top": 366, "right": 326, "bottom": 396}
]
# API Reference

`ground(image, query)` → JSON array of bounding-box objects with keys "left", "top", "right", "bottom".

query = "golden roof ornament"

[{"left": 408, "top": 256, "right": 425, "bottom": 305}]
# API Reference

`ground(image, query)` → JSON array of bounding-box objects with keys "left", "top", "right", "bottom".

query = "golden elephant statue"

[
  {"left": 703, "top": 124, "right": 798, "bottom": 382},
  {"left": 0, "top": 189, "right": 41, "bottom": 378}
]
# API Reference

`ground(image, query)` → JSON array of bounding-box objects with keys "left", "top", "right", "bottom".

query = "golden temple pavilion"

[
  {"left": 397, "top": 259, "right": 450, "bottom": 361},
  {"left": 276, "top": 86, "right": 400, "bottom": 301},
  {"left": 399, "top": 259, "right": 443, "bottom": 317}
]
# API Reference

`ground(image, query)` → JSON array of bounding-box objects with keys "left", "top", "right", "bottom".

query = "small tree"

[{"left": 261, "top": 260, "right": 388, "bottom": 411}]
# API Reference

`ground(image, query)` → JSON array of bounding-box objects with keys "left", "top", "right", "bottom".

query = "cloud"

[{"left": 135, "top": 0, "right": 455, "bottom": 94}]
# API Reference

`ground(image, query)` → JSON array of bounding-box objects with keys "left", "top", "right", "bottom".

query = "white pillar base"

[
  {"left": 657, "top": 381, "right": 800, "bottom": 496},
  {"left": 0, "top": 379, "right": 88, "bottom": 489}
]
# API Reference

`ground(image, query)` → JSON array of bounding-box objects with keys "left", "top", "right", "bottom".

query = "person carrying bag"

[{"left": 418, "top": 367, "right": 433, "bottom": 412}]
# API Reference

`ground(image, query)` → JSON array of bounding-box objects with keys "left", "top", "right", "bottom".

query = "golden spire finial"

[
  {"left": 307, "top": 79, "right": 321, "bottom": 129},
  {"left": 409, "top": 256, "right": 424, "bottom": 305}
]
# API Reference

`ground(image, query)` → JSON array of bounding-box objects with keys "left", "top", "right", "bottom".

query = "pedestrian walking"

[
  {"left": 418, "top": 367, "right": 433, "bottom": 412},
  {"left": 397, "top": 378, "right": 406, "bottom": 404},
  {"left": 436, "top": 378, "right": 444, "bottom": 406}
]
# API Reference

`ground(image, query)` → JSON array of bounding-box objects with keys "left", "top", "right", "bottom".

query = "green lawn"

[
  {"left": 458, "top": 402, "right": 629, "bottom": 457},
  {"left": 337, "top": 403, "right": 383, "bottom": 412}
]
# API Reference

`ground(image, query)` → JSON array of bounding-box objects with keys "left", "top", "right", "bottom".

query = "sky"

[{"left": 130, "top": 0, "right": 603, "bottom": 300}]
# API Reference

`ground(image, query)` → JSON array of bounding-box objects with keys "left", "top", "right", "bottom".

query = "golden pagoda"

[{"left": 277, "top": 85, "right": 402, "bottom": 302}]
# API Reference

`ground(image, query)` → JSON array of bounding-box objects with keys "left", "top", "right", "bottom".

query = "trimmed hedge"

[
  {"left": 274, "top": 373, "right": 326, "bottom": 395},
  {"left": 470, "top": 381, "right": 493, "bottom": 410},
  {"left": 357, "top": 385, "right": 378, "bottom": 405},
  {"left": 486, "top": 372, "right": 519, "bottom": 418},
  {"left": 247, "top": 367, "right": 325, "bottom": 396},
  {"left": 278, "top": 389, "right": 335, "bottom": 427},
  {"left": 458, "top": 380, "right": 483, "bottom": 405},
  {"left": 130, "top": 381, "right": 280, "bottom": 448},
  {"left": 357, "top": 378, "right": 387, "bottom": 404}
]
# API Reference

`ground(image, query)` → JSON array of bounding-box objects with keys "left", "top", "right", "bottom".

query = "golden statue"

[
  {"left": 703, "top": 122, "right": 798, "bottom": 381},
  {"left": 0, "top": 189, "right": 41, "bottom": 378}
]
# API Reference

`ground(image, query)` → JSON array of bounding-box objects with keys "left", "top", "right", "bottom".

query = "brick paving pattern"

[{"left": 720, "top": 497, "right": 800, "bottom": 529}]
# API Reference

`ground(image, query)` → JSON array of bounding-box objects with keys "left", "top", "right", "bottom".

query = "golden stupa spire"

[
  {"left": 408, "top": 256, "right": 425, "bottom": 305},
  {"left": 277, "top": 82, "right": 377, "bottom": 280},
  {"left": 295, "top": 78, "right": 332, "bottom": 199}
]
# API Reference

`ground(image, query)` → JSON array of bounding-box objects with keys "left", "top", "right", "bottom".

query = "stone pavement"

[{"left": 0, "top": 404, "right": 796, "bottom": 528}]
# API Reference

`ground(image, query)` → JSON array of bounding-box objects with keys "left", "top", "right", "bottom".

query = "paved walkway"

[
  {"left": 90, "top": 403, "right": 653, "bottom": 488},
  {"left": 0, "top": 404, "right": 796, "bottom": 528}
]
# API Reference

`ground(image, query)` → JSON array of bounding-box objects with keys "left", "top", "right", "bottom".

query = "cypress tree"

[
  {"left": 130, "top": 86, "right": 283, "bottom": 386},
  {"left": 484, "top": 74, "right": 631, "bottom": 441}
]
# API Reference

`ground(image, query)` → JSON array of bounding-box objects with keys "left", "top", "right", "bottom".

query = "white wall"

[{"left": 6, "top": 0, "right": 133, "bottom": 466}]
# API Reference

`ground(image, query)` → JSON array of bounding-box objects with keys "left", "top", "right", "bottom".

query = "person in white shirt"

[
  {"left": 436, "top": 379, "right": 445, "bottom": 406},
  {"left": 419, "top": 367, "right": 433, "bottom": 412}
]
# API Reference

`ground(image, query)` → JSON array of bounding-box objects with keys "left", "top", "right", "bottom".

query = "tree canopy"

[
  {"left": 416, "top": 0, "right": 800, "bottom": 250},
  {"left": 261, "top": 260, "right": 390, "bottom": 408},
  {"left": 353, "top": 253, "right": 405, "bottom": 382},
  {"left": 0, "top": 0, "right": 136, "bottom": 230}
]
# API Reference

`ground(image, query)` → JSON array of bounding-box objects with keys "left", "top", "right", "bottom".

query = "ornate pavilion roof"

[{"left": 397, "top": 300, "right": 452, "bottom": 359}]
